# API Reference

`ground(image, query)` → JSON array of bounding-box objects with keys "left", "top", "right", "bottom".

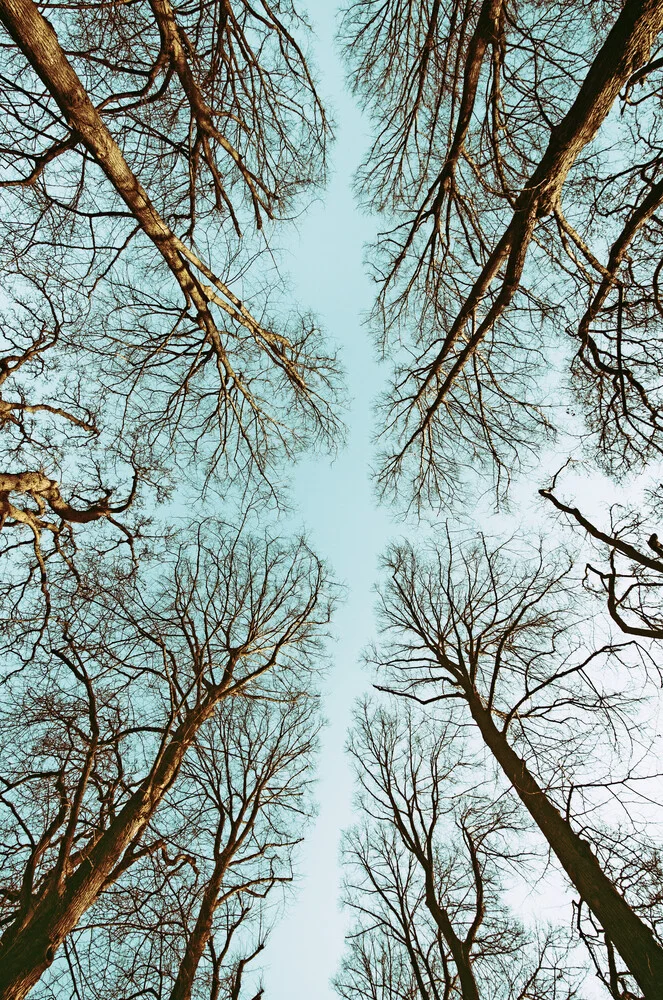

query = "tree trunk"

[
  {"left": 168, "top": 850, "right": 232, "bottom": 1000},
  {"left": 0, "top": 0, "right": 272, "bottom": 367},
  {"left": 415, "top": 0, "right": 663, "bottom": 423},
  {"left": 466, "top": 689, "right": 663, "bottom": 999},
  {"left": 389, "top": 796, "right": 480, "bottom": 999},
  {"left": 422, "top": 872, "right": 480, "bottom": 1000},
  {"left": 0, "top": 685, "right": 227, "bottom": 1000}
]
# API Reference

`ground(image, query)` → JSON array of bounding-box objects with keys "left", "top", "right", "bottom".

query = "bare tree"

[
  {"left": 0, "top": 519, "right": 333, "bottom": 1000},
  {"left": 33, "top": 694, "right": 320, "bottom": 1000},
  {"left": 0, "top": 273, "right": 168, "bottom": 644},
  {"left": 336, "top": 700, "right": 583, "bottom": 1000},
  {"left": 0, "top": 0, "right": 342, "bottom": 516},
  {"left": 340, "top": 0, "right": 663, "bottom": 507},
  {"left": 537, "top": 472, "right": 663, "bottom": 991},
  {"left": 541, "top": 469, "right": 663, "bottom": 643},
  {"left": 1, "top": 0, "right": 328, "bottom": 230},
  {"left": 369, "top": 535, "right": 663, "bottom": 998},
  {"left": 0, "top": 0, "right": 343, "bottom": 713}
]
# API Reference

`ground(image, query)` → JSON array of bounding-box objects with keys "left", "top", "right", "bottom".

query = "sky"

[
  {"left": 249, "top": 4, "right": 662, "bottom": 997},
  {"left": 258, "top": 4, "right": 398, "bottom": 995},
  {"left": 257, "top": 4, "right": 578, "bottom": 995},
  {"left": 1, "top": 4, "right": 661, "bottom": 998},
  {"left": 249, "top": 2, "right": 579, "bottom": 993}
]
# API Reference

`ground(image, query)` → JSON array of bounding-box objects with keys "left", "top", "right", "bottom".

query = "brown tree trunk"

[
  {"left": 422, "top": 872, "right": 480, "bottom": 1000},
  {"left": 466, "top": 689, "right": 663, "bottom": 999},
  {"left": 388, "top": 791, "right": 480, "bottom": 998},
  {"left": 168, "top": 851, "right": 231, "bottom": 1000},
  {"left": 414, "top": 0, "right": 663, "bottom": 429},
  {"left": 0, "top": 0, "right": 275, "bottom": 373},
  {"left": 0, "top": 683, "right": 230, "bottom": 1000},
  {"left": 0, "top": 0, "right": 204, "bottom": 306},
  {"left": 443, "top": 0, "right": 505, "bottom": 177}
]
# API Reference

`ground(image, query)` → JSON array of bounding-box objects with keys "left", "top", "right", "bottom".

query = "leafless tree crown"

[{"left": 342, "top": 0, "right": 663, "bottom": 508}]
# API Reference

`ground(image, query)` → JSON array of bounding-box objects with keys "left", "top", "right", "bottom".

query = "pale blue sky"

[
  {"left": 258, "top": 4, "right": 397, "bottom": 995},
  {"left": 0, "top": 4, "right": 656, "bottom": 997},
  {"left": 259, "top": 5, "right": 566, "bottom": 995}
]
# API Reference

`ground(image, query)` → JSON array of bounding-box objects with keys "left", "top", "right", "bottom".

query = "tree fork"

[
  {"left": 0, "top": 0, "right": 276, "bottom": 369},
  {"left": 411, "top": 0, "right": 663, "bottom": 434},
  {"left": 0, "top": 682, "right": 226, "bottom": 1000}
]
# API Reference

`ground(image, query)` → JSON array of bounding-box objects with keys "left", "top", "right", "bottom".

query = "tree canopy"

[{"left": 2, "top": 2, "right": 663, "bottom": 999}]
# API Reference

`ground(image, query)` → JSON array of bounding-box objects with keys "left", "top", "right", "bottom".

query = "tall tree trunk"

[
  {"left": 413, "top": 0, "right": 663, "bottom": 431},
  {"left": 0, "top": 0, "right": 204, "bottom": 308},
  {"left": 466, "top": 688, "right": 663, "bottom": 999},
  {"left": 422, "top": 871, "right": 479, "bottom": 1000},
  {"left": 388, "top": 783, "right": 480, "bottom": 998},
  {"left": 0, "top": 683, "right": 229, "bottom": 1000},
  {"left": 168, "top": 849, "right": 233, "bottom": 1000},
  {"left": 0, "top": 0, "right": 284, "bottom": 372}
]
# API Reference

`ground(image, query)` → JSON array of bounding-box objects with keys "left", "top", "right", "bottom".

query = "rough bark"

[
  {"left": 0, "top": 673, "right": 235, "bottom": 1000},
  {"left": 0, "top": 471, "right": 134, "bottom": 525},
  {"left": 0, "top": 0, "right": 294, "bottom": 382},
  {"left": 465, "top": 687, "right": 663, "bottom": 999}
]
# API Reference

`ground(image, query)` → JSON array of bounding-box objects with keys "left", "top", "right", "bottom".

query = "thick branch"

[{"left": 403, "top": 0, "right": 663, "bottom": 450}]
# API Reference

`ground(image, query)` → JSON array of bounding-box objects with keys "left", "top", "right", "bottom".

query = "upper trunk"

[
  {"left": 168, "top": 849, "right": 232, "bottom": 1000},
  {"left": 413, "top": 0, "right": 663, "bottom": 431},
  {"left": 0, "top": 0, "right": 284, "bottom": 378},
  {"left": 466, "top": 688, "right": 663, "bottom": 999},
  {"left": 422, "top": 870, "right": 480, "bottom": 1000}
]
